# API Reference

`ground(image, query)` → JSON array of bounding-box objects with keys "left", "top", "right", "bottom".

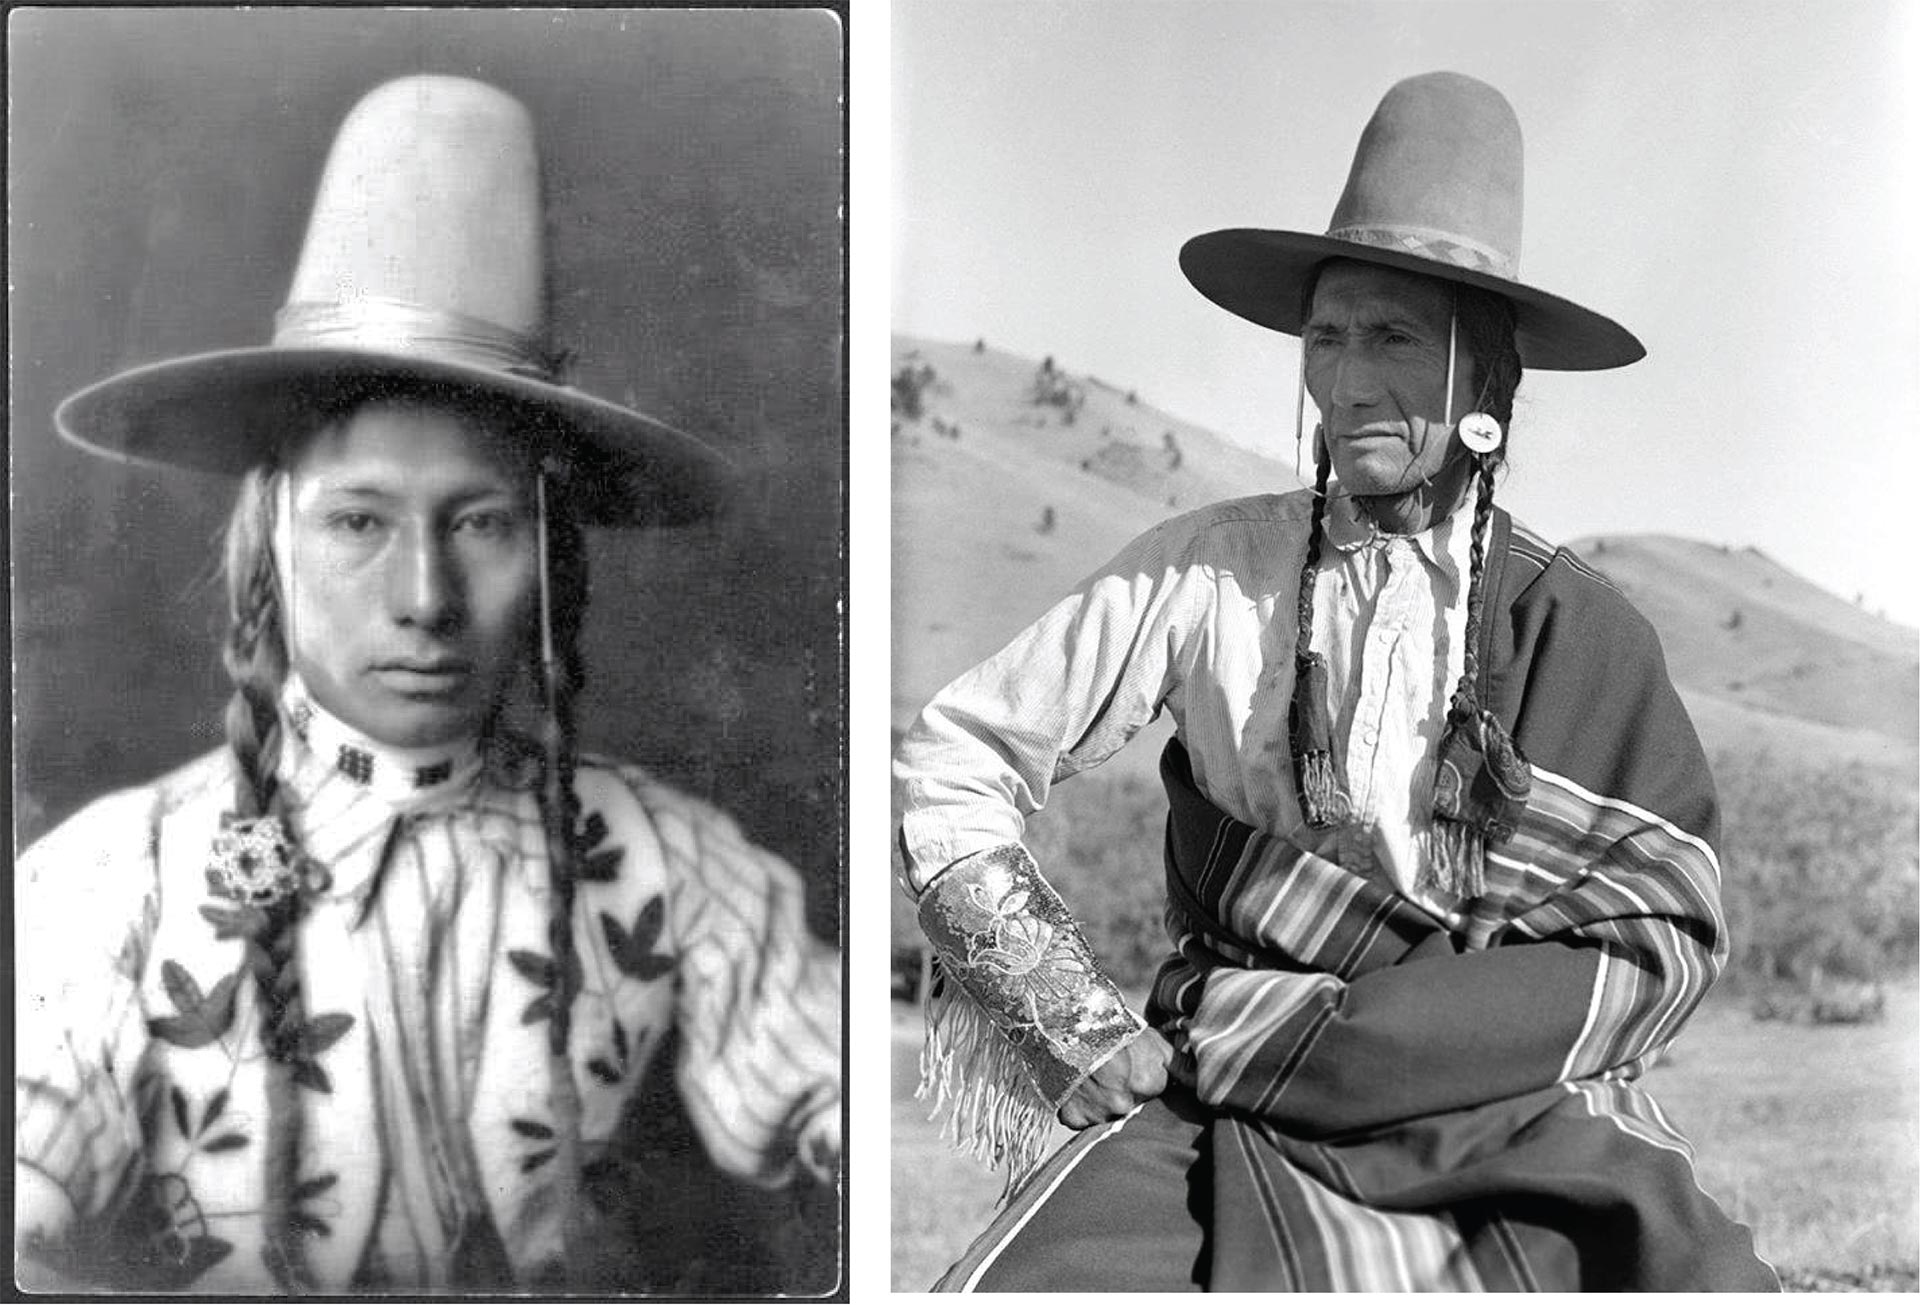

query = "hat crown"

[
  {"left": 279, "top": 75, "right": 551, "bottom": 366},
  {"left": 55, "top": 73, "right": 734, "bottom": 525},
  {"left": 1325, "top": 72, "right": 1523, "bottom": 280}
]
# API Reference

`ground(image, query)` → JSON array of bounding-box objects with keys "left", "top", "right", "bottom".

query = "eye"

[
  {"left": 327, "top": 510, "right": 381, "bottom": 536},
  {"left": 1383, "top": 330, "right": 1418, "bottom": 347},
  {"left": 455, "top": 508, "right": 519, "bottom": 539}
]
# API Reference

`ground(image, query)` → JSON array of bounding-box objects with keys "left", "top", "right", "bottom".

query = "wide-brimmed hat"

[
  {"left": 55, "top": 75, "right": 731, "bottom": 526},
  {"left": 1179, "top": 71, "right": 1643, "bottom": 371}
]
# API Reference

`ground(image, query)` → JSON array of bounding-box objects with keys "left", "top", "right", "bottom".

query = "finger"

[{"left": 1060, "top": 1086, "right": 1128, "bottom": 1130}]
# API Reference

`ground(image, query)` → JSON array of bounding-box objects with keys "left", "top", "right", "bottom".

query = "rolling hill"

[
  {"left": 892, "top": 333, "right": 1304, "bottom": 741},
  {"left": 892, "top": 333, "right": 1919, "bottom": 778},
  {"left": 1566, "top": 534, "right": 1916, "bottom": 768}
]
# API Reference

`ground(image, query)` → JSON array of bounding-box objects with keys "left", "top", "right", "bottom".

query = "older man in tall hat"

[
  {"left": 895, "top": 71, "right": 1776, "bottom": 1291},
  {"left": 15, "top": 75, "right": 840, "bottom": 1294}
]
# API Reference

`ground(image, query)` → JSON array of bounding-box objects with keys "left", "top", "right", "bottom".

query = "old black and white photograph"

[
  {"left": 890, "top": 0, "right": 1915, "bottom": 1292},
  {"left": 12, "top": 6, "right": 845, "bottom": 1296}
]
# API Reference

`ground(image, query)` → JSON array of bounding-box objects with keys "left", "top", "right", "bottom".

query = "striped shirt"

[{"left": 15, "top": 686, "right": 840, "bottom": 1291}]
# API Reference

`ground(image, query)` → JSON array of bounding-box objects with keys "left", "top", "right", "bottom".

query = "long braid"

[
  {"left": 217, "top": 467, "right": 318, "bottom": 1291},
  {"left": 1293, "top": 444, "right": 1331, "bottom": 658},
  {"left": 1288, "top": 441, "right": 1349, "bottom": 826},
  {"left": 532, "top": 470, "right": 593, "bottom": 1272},
  {"left": 223, "top": 469, "right": 288, "bottom": 818},
  {"left": 1451, "top": 455, "right": 1498, "bottom": 716},
  {"left": 1447, "top": 289, "right": 1519, "bottom": 722},
  {"left": 1450, "top": 279, "right": 1520, "bottom": 715},
  {"left": 1424, "top": 287, "right": 1531, "bottom": 899}
]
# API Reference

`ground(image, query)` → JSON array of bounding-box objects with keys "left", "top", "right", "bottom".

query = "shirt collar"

[
  {"left": 279, "top": 675, "right": 484, "bottom": 810},
  {"left": 1323, "top": 489, "right": 1471, "bottom": 593}
]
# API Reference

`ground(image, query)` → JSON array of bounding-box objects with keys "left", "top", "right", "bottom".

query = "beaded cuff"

[{"left": 914, "top": 843, "right": 1144, "bottom": 1187}]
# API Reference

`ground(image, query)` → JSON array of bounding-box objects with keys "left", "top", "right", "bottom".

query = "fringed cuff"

[{"left": 914, "top": 844, "right": 1145, "bottom": 1187}]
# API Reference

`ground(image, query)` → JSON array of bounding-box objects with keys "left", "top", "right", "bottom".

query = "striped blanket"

[
  {"left": 1137, "top": 517, "right": 1774, "bottom": 1290},
  {"left": 1145, "top": 738, "right": 1773, "bottom": 1289}
]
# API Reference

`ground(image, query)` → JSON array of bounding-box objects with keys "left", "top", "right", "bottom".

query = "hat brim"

[
  {"left": 54, "top": 347, "right": 733, "bottom": 527},
  {"left": 1179, "top": 229, "right": 1644, "bottom": 372}
]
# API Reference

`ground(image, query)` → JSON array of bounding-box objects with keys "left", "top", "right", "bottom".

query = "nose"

[
  {"left": 1327, "top": 346, "right": 1384, "bottom": 413},
  {"left": 389, "top": 525, "right": 462, "bottom": 632}
]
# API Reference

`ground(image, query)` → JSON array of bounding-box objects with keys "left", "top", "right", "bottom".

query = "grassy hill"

[
  {"left": 1569, "top": 534, "right": 1917, "bottom": 766},
  {"left": 892, "top": 333, "right": 1304, "bottom": 735}
]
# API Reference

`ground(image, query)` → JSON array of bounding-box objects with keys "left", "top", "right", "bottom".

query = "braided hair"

[
  {"left": 217, "top": 460, "right": 321, "bottom": 1288},
  {"left": 1444, "top": 285, "right": 1522, "bottom": 740},
  {"left": 527, "top": 460, "right": 598, "bottom": 1265},
  {"left": 1288, "top": 263, "right": 1523, "bottom": 834}
]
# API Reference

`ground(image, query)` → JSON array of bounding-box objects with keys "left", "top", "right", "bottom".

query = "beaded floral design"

[
  {"left": 959, "top": 883, "right": 1094, "bottom": 1013},
  {"left": 204, "top": 815, "right": 323, "bottom": 907},
  {"left": 918, "top": 845, "right": 1143, "bottom": 1103}
]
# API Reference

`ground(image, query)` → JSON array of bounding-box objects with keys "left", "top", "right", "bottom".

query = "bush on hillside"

[
  {"left": 892, "top": 361, "right": 936, "bottom": 421},
  {"left": 1029, "top": 357, "right": 1086, "bottom": 423},
  {"left": 1712, "top": 748, "right": 1919, "bottom": 986},
  {"left": 1024, "top": 769, "right": 1170, "bottom": 987}
]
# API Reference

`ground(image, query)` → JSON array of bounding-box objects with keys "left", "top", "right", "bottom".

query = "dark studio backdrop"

[{"left": 9, "top": 6, "right": 845, "bottom": 1293}]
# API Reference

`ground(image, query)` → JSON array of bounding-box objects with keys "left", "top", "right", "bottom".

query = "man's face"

[
  {"left": 1303, "top": 261, "right": 1478, "bottom": 497},
  {"left": 279, "top": 401, "right": 540, "bottom": 750}
]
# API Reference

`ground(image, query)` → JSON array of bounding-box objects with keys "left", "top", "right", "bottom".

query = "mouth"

[{"left": 371, "top": 659, "right": 474, "bottom": 697}]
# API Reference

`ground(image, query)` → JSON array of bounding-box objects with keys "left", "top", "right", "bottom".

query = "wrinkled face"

[
  {"left": 1304, "top": 261, "right": 1478, "bottom": 497},
  {"left": 279, "top": 401, "right": 539, "bottom": 749}
]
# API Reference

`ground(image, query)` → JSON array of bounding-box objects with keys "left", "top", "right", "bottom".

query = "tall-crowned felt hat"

[
  {"left": 55, "top": 74, "right": 730, "bottom": 526},
  {"left": 1180, "top": 71, "right": 1643, "bottom": 371}
]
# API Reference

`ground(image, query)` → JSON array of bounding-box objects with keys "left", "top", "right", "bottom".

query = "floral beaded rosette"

[
  {"left": 206, "top": 815, "right": 326, "bottom": 907},
  {"left": 915, "top": 844, "right": 1144, "bottom": 1189}
]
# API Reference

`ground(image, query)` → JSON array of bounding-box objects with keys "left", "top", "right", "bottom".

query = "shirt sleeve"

[
  {"left": 14, "top": 789, "right": 163, "bottom": 1249},
  {"left": 893, "top": 516, "right": 1210, "bottom": 889},
  {"left": 629, "top": 777, "right": 841, "bottom": 1187}
]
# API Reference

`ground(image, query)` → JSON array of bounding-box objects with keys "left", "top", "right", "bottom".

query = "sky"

[{"left": 890, "top": 0, "right": 1920, "bottom": 626}]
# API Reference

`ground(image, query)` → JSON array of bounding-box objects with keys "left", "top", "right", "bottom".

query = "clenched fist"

[{"left": 1057, "top": 1027, "right": 1174, "bottom": 1129}]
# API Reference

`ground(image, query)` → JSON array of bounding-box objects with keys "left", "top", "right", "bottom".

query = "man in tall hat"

[
  {"left": 895, "top": 71, "right": 1776, "bottom": 1291},
  {"left": 15, "top": 75, "right": 840, "bottom": 1293}
]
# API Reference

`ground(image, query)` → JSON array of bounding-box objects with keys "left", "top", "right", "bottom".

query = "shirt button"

[{"left": 1443, "top": 909, "right": 1468, "bottom": 931}]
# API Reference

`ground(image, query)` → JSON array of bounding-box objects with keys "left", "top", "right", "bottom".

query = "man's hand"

[{"left": 1057, "top": 1028, "right": 1173, "bottom": 1129}]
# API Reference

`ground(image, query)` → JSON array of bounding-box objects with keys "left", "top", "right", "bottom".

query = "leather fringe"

[
  {"left": 1296, "top": 748, "right": 1348, "bottom": 829},
  {"left": 1420, "top": 818, "right": 1487, "bottom": 900},
  {"left": 1291, "top": 651, "right": 1350, "bottom": 828},
  {"left": 918, "top": 976, "right": 1054, "bottom": 1199}
]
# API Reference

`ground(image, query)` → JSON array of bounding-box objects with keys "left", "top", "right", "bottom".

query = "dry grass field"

[{"left": 890, "top": 983, "right": 1920, "bottom": 1291}]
